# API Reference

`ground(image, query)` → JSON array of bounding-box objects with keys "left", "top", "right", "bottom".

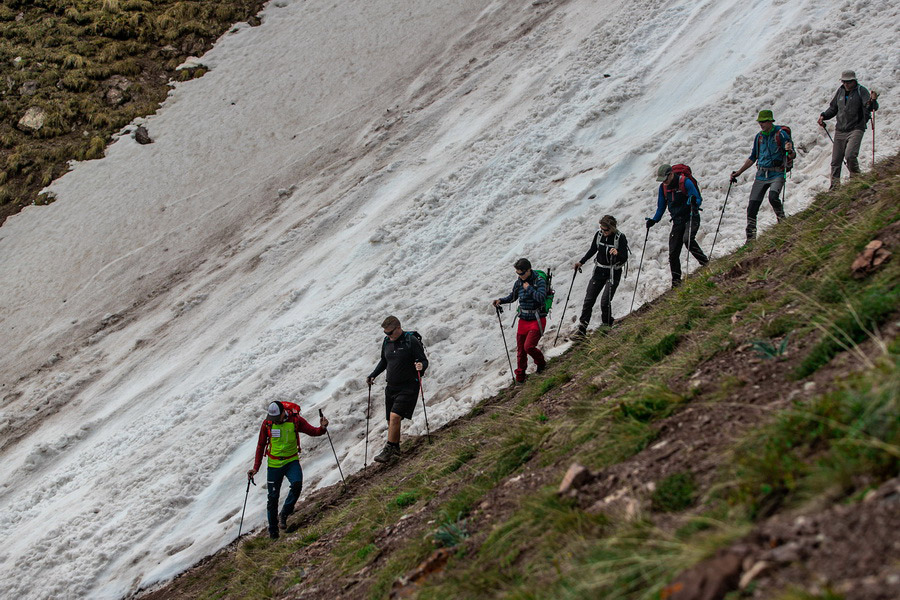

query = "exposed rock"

[
  {"left": 103, "top": 75, "right": 132, "bottom": 105},
  {"left": 390, "top": 548, "right": 453, "bottom": 598},
  {"left": 662, "top": 548, "right": 746, "bottom": 600},
  {"left": 588, "top": 486, "right": 641, "bottom": 521},
  {"left": 248, "top": 15, "right": 262, "bottom": 27},
  {"left": 738, "top": 560, "right": 771, "bottom": 590},
  {"left": 19, "top": 80, "right": 38, "bottom": 96},
  {"left": 18, "top": 107, "right": 46, "bottom": 132},
  {"left": 558, "top": 463, "right": 592, "bottom": 496},
  {"left": 762, "top": 541, "right": 802, "bottom": 564},
  {"left": 134, "top": 125, "right": 153, "bottom": 145},
  {"left": 850, "top": 239, "right": 891, "bottom": 278}
]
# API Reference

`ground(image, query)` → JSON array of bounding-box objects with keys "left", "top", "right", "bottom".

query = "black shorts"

[{"left": 385, "top": 384, "right": 419, "bottom": 420}]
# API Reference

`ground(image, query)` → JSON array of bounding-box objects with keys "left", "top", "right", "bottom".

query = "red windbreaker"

[{"left": 252, "top": 413, "right": 326, "bottom": 471}]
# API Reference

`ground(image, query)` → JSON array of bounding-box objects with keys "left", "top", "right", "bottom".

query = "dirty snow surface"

[{"left": 0, "top": 0, "right": 897, "bottom": 598}]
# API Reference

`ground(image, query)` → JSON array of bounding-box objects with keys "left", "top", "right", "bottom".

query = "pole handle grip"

[{"left": 318, "top": 408, "right": 324, "bottom": 419}]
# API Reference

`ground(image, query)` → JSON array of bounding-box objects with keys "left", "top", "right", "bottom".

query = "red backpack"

[
  {"left": 756, "top": 125, "right": 794, "bottom": 172},
  {"left": 665, "top": 164, "right": 702, "bottom": 200}
]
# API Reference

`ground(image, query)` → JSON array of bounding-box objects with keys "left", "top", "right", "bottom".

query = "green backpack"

[{"left": 532, "top": 269, "right": 555, "bottom": 314}]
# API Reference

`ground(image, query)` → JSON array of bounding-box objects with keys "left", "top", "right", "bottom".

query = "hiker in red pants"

[{"left": 493, "top": 258, "right": 547, "bottom": 383}]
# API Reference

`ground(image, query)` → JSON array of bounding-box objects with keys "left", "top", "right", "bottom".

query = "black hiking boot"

[
  {"left": 278, "top": 513, "right": 288, "bottom": 530},
  {"left": 374, "top": 443, "right": 399, "bottom": 463},
  {"left": 269, "top": 529, "right": 279, "bottom": 540}
]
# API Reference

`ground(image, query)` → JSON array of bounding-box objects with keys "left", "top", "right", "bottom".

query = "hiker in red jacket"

[{"left": 247, "top": 401, "right": 328, "bottom": 539}]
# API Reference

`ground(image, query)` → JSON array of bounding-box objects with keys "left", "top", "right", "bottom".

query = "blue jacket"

[
  {"left": 749, "top": 126, "right": 792, "bottom": 175},
  {"left": 498, "top": 271, "right": 547, "bottom": 319},
  {"left": 650, "top": 176, "right": 702, "bottom": 223}
]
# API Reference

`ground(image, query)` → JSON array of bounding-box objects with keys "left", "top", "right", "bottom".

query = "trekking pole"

[
  {"left": 783, "top": 150, "right": 789, "bottom": 206},
  {"left": 553, "top": 268, "right": 579, "bottom": 345},
  {"left": 629, "top": 228, "right": 650, "bottom": 315},
  {"left": 708, "top": 180, "right": 732, "bottom": 259},
  {"left": 319, "top": 409, "right": 345, "bottom": 486},
  {"left": 685, "top": 214, "right": 692, "bottom": 277},
  {"left": 237, "top": 474, "right": 256, "bottom": 539},
  {"left": 821, "top": 123, "right": 850, "bottom": 169},
  {"left": 364, "top": 383, "right": 371, "bottom": 469},
  {"left": 495, "top": 305, "right": 516, "bottom": 384},
  {"left": 871, "top": 109, "right": 876, "bottom": 166},
  {"left": 417, "top": 370, "right": 432, "bottom": 444}
]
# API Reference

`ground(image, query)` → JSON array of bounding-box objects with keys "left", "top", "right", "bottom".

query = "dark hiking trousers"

[
  {"left": 746, "top": 176, "right": 786, "bottom": 240},
  {"left": 668, "top": 216, "right": 708, "bottom": 286},
  {"left": 579, "top": 265, "right": 622, "bottom": 329},
  {"left": 267, "top": 460, "right": 303, "bottom": 536}
]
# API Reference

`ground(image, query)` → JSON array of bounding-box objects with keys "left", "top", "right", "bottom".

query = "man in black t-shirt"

[{"left": 366, "top": 316, "right": 428, "bottom": 462}]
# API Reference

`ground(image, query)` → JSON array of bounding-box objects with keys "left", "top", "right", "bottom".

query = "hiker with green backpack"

[
  {"left": 366, "top": 316, "right": 428, "bottom": 463},
  {"left": 730, "top": 109, "right": 795, "bottom": 241},
  {"left": 572, "top": 214, "right": 629, "bottom": 338},
  {"left": 492, "top": 258, "right": 550, "bottom": 383}
]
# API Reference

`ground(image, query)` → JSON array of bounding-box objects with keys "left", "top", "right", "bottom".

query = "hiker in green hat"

[
  {"left": 817, "top": 70, "right": 878, "bottom": 189},
  {"left": 730, "top": 110, "right": 795, "bottom": 241}
]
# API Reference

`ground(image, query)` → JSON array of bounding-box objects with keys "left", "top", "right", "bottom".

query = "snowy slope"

[{"left": 0, "top": 0, "right": 897, "bottom": 598}]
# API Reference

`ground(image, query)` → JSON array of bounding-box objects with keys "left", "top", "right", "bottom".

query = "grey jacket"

[{"left": 821, "top": 84, "right": 878, "bottom": 132}]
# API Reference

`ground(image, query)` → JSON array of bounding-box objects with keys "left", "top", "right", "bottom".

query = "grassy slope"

[
  {"left": 0, "top": 0, "right": 266, "bottom": 224},
  {"left": 145, "top": 160, "right": 899, "bottom": 600}
]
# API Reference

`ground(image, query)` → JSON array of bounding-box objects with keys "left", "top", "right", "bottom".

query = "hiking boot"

[
  {"left": 536, "top": 363, "right": 546, "bottom": 374},
  {"left": 373, "top": 443, "right": 399, "bottom": 463},
  {"left": 278, "top": 513, "right": 288, "bottom": 530},
  {"left": 269, "top": 530, "right": 279, "bottom": 540}
]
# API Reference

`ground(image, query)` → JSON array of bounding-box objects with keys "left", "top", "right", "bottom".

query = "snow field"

[{"left": 0, "top": 0, "right": 897, "bottom": 598}]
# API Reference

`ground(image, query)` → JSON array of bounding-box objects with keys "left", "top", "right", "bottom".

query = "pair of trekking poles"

[{"left": 363, "top": 370, "right": 432, "bottom": 469}]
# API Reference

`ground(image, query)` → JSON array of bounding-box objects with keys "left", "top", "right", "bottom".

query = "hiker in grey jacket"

[{"left": 817, "top": 70, "right": 879, "bottom": 188}]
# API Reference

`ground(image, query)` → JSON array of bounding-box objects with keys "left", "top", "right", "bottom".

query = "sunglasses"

[{"left": 383, "top": 326, "right": 399, "bottom": 336}]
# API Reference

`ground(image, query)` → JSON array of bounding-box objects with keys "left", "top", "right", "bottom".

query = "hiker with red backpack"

[
  {"left": 492, "top": 258, "right": 549, "bottom": 383},
  {"left": 730, "top": 110, "right": 795, "bottom": 241},
  {"left": 366, "top": 316, "right": 428, "bottom": 463},
  {"left": 247, "top": 401, "right": 328, "bottom": 539},
  {"left": 572, "top": 214, "right": 629, "bottom": 338},
  {"left": 645, "top": 164, "right": 709, "bottom": 288}
]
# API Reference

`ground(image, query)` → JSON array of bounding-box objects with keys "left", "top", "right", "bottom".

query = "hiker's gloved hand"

[
  {"left": 414, "top": 362, "right": 424, "bottom": 372},
  {"left": 730, "top": 171, "right": 739, "bottom": 184},
  {"left": 320, "top": 416, "right": 328, "bottom": 429},
  {"left": 247, "top": 468, "right": 257, "bottom": 479},
  {"left": 573, "top": 261, "right": 582, "bottom": 272},
  {"left": 645, "top": 218, "right": 656, "bottom": 229},
  {"left": 817, "top": 115, "right": 825, "bottom": 128},
  {"left": 492, "top": 298, "right": 502, "bottom": 308},
  {"left": 366, "top": 376, "right": 375, "bottom": 386},
  {"left": 785, "top": 142, "right": 794, "bottom": 153}
]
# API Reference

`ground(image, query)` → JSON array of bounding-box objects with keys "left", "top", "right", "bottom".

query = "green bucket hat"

[
  {"left": 656, "top": 164, "right": 672, "bottom": 182},
  {"left": 756, "top": 109, "right": 774, "bottom": 122}
]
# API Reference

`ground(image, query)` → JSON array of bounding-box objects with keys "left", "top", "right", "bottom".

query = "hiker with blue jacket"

[
  {"left": 492, "top": 258, "right": 547, "bottom": 383},
  {"left": 366, "top": 316, "right": 428, "bottom": 463},
  {"left": 573, "top": 214, "right": 629, "bottom": 337},
  {"left": 817, "top": 70, "right": 878, "bottom": 189},
  {"left": 730, "top": 109, "right": 795, "bottom": 240},
  {"left": 646, "top": 164, "right": 709, "bottom": 288}
]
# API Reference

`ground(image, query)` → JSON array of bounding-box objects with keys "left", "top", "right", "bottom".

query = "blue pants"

[{"left": 267, "top": 460, "right": 303, "bottom": 535}]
